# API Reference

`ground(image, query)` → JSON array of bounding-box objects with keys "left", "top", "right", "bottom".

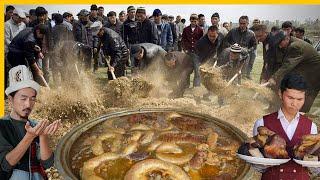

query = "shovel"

[
  {"left": 252, "top": 82, "right": 270, "bottom": 100},
  {"left": 227, "top": 62, "right": 246, "bottom": 87},
  {"left": 105, "top": 56, "right": 116, "bottom": 80}
]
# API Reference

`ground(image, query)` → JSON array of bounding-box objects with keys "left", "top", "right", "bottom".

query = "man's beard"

[{"left": 20, "top": 108, "right": 32, "bottom": 119}]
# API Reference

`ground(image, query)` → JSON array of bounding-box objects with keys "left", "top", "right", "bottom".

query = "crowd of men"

[{"left": 4, "top": 5, "right": 320, "bottom": 112}]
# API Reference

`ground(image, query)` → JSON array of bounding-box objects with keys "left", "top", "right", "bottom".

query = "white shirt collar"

[{"left": 277, "top": 108, "right": 300, "bottom": 123}]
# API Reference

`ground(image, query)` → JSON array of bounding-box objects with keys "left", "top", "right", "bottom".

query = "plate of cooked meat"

[
  {"left": 293, "top": 134, "right": 320, "bottom": 167},
  {"left": 237, "top": 126, "right": 291, "bottom": 165}
]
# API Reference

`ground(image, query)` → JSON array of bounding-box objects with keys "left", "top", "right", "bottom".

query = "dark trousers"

[
  {"left": 246, "top": 50, "right": 256, "bottom": 78},
  {"left": 81, "top": 48, "right": 92, "bottom": 71},
  {"left": 107, "top": 63, "right": 125, "bottom": 80},
  {"left": 301, "top": 88, "right": 320, "bottom": 113}
]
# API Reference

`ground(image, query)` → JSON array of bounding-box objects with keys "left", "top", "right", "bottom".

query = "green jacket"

[{"left": 273, "top": 37, "right": 320, "bottom": 89}]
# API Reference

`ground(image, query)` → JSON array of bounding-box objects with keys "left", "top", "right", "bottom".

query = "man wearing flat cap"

[
  {"left": 135, "top": 7, "right": 158, "bottom": 44},
  {"left": 0, "top": 65, "right": 60, "bottom": 179},
  {"left": 73, "top": 9, "right": 96, "bottom": 71},
  {"left": 268, "top": 30, "right": 320, "bottom": 112},
  {"left": 121, "top": 6, "right": 137, "bottom": 48},
  {"left": 62, "top": 12, "right": 73, "bottom": 31}
]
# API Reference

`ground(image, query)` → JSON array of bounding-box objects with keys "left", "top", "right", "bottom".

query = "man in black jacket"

[
  {"left": 194, "top": 25, "right": 224, "bottom": 86},
  {"left": 97, "top": 27, "right": 129, "bottom": 80},
  {"left": 7, "top": 25, "right": 47, "bottom": 86},
  {"left": 73, "top": 9, "right": 96, "bottom": 71},
  {"left": 28, "top": 6, "right": 53, "bottom": 83},
  {"left": 121, "top": 6, "right": 137, "bottom": 48},
  {"left": 135, "top": 7, "right": 158, "bottom": 44},
  {"left": 51, "top": 14, "right": 73, "bottom": 85},
  {"left": 225, "top": 15, "right": 257, "bottom": 79}
]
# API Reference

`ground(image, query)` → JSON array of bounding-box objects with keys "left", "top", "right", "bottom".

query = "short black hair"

[
  {"left": 251, "top": 24, "right": 268, "bottom": 32},
  {"left": 271, "top": 26, "right": 280, "bottom": 32},
  {"left": 281, "top": 21, "right": 292, "bottom": 29},
  {"left": 295, "top": 27, "right": 305, "bottom": 34},
  {"left": 198, "top": 14, "right": 205, "bottom": 19},
  {"left": 54, "top": 14, "right": 63, "bottom": 24},
  {"left": 34, "top": 24, "right": 48, "bottom": 35},
  {"left": 239, "top": 15, "right": 249, "bottom": 22},
  {"left": 280, "top": 73, "right": 308, "bottom": 93},
  {"left": 181, "top": 19, "right": 186, "bottom": 24},
  {"left": 98, "top": 6, "right": 104, "bottom": 10},
  {"left": 208, "top": 25, "right": 219, "bottom": 32},
  {"left": 29, "top": 9, "right": 36, "bottom": 16},
  {"left": 6, "top": 5, "right": 15, "bottom": 12},
  {"left": 35, "top": 6, "right": 48, "bottom": 17},
  {"left": 107, "top": 11, "right": 117, "bottom": 17}
]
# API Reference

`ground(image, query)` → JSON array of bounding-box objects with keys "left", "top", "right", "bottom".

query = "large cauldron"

[{"left": 55, "top": 108, "right": 254, "bottom": 179}]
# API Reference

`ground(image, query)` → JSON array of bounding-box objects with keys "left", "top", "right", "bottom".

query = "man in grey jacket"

[{"left": 130, "top": 43, "right": 166, "bottom": 71}]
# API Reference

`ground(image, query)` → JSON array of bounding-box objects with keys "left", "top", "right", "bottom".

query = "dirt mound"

[
  {"left": 104, "top": 77, "right": 154, "bottom": 107},
  {"left": 200, "top": 65, "right": 236, "bottom": 98}
]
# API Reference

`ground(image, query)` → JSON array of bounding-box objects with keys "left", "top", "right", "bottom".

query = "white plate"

[
  {"left": 237, "top": 153, "right": 291, "bottom": 166},
  {"left": 293, "top": 159, "right": 320, "bottom": 167}
]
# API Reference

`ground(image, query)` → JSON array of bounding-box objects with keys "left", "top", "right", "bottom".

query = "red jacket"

[
  {"left": 262, "top": 112, "right": 312, "bottom": 180},
  {"left": 181, "top": 25, "right": 203, "bottom": 53}
]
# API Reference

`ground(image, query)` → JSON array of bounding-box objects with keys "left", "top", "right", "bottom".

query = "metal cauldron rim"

[{"left": 54, "top": 107, "right": 254, "bottom": 180}]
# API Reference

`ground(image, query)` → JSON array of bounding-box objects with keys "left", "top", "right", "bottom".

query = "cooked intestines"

[{"left": 124, "top": 159, "right": 190, "bottom": 180}]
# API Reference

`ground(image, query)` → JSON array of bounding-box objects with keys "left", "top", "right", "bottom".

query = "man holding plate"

[{"left": 252, "top": 74, "right": 319, "bottom": 179}]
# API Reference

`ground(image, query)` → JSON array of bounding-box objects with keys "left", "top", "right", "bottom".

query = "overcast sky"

[{"left": 13, "top": 4, "right": 320, "bottom": 23}]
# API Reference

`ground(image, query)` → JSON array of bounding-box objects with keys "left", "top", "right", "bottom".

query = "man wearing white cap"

[
  {"left": 5, "top": 8, "right": 26, "bottom": 54},
  {"left": 0, "top": 65, "right": 60, "bottom": 180}
]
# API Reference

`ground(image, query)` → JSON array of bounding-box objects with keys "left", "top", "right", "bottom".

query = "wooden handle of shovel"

[
  {"left": 39, "top": 74, "right": 50, "bottom": 89},
  {"left": 110, "top": 70, "right": 116, "bottom": 80}
]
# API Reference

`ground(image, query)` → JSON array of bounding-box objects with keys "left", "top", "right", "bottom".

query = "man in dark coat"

[
  {"left": 193, "top": 25, "right": 224, "bottom": 86},
  {"left": 130, "top": 43, "right": 166, "bottom": 71},
  {"left": 121, "top": 6, "right": 137, "bottom": 48},
  {"left": 97, "top": 27, "right": 129, "bottom": 80},
  {"left": 104, "top": 11, "right": 122, "bottom": 35},
  {"left": 294, "top": 27, "right": 312, "bottom": 45},
  {"left": 163, "top": 51, "right": 194, "bottom": 98},
  {"left": 73, "top": 9, "right": 96, "bottom": 70},
  {"left": 51, "top": 14, "right": 73, "bottom": 85},
  {"left": 168, "top": 15, "right": 178, "bottom": 51},
  {"left": 28, "top": 6, "right": 53, "bottom": 83},
  {"left": 7, "top": 25, "right": 47, "bottom": 86},
  {"left": 251, "top": 24, "right": 278, "bottom": 83},
  {"left": 268, "top": 32, "right": 320, "bottom": 112},
  {"left": 135, "top": 7, "right": 158, "bottom": 44},
  {"left": 225, "top": 15, "right": 257, "bottom": 79}
]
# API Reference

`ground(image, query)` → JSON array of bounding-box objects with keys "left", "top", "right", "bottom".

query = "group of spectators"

[{"left": 4, "top": 4, "right": 320, "bottom": 111}]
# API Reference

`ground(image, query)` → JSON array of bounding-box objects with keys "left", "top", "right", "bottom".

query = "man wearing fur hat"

[{"left": 0, "top": 65, "right": 60, "bottom": 179}]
